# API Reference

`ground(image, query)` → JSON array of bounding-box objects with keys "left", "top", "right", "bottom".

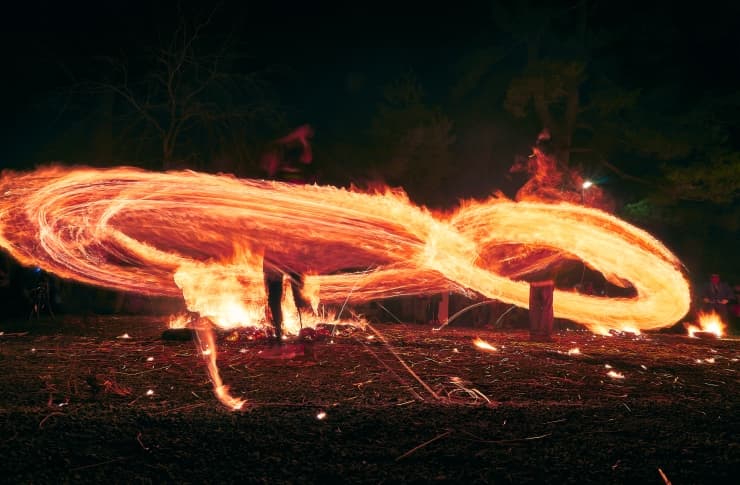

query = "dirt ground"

[{"left": 0, "top": 315, "right": 738, "bottom": 484}]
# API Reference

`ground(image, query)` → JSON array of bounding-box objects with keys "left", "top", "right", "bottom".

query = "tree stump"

[{"left": 529, "top": 280, "right": 554, "bottom": 342}]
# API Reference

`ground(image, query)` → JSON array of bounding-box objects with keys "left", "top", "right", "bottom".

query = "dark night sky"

[{"left": 1, "top": 1, "right": 740, "bottom": 168}]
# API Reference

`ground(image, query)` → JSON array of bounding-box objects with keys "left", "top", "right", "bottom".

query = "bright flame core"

[{"left": 0, "top": 166, "right": 691, "bottom": 334}]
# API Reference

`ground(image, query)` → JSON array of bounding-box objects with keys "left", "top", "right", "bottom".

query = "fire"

[
  {"left": 0, "top": 166, "right": 690, "bottom": 333},
  {"left": 0, "top": 165, "right": 694, "bottom": 407},
  {"left": 687, "top": 311, "right": 725, "bottom": 338},
  {"left": 194, "top": 321, "right": 245, "bottom": 410},
  {"left": 473, "top": 337, "right": 498, "bottom": 352}
]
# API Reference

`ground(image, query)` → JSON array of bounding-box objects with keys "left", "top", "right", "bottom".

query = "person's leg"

[
  {"left": 265, "top": 270, "right": 284, "bottom": 340},
  {"left": 289, "top": 272, "right": 306, "bottom": 310}
]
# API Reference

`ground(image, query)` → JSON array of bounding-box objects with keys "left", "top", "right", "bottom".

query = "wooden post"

[
  {"left": 438, "top": 292, "right": 449, "bottom": 326},
  {"left": 529, "top": 280, "right": 554, "bottom": 342}
]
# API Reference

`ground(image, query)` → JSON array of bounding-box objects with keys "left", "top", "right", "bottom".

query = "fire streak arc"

[{"left": 1, "top": 166, "right": 690, "bottom": 333}]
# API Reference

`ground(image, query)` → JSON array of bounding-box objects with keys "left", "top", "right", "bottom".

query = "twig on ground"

[
  {"left": 395, "top": 429, "right": 453, "bottom": 461},
  {"left": 70, "top": 456, "right": 130, "bottom": 472},
  {"left": 658, "top": 467, "right": 672, "bottom": 485},
  {"left": 136, "top": 432, "right": 149, "bottom": 451},
  {"left": 38, "top": 412, "right": 65, "bottom": 429}
]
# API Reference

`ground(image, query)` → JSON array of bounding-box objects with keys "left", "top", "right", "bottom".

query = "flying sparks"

[{"left": 0, "top": 165, "right": 690, "bottom": 333}]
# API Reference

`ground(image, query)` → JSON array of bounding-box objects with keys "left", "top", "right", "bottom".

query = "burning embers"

[{"left": 686, "top": 311, "right": 726, "bottom": 339}]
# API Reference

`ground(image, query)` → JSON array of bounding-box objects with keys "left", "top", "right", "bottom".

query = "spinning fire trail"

[{"left": 0, "top": 166, "right": 691, "bottom": 407}]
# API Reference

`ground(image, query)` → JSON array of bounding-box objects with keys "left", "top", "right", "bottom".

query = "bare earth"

[{"left": 0, "top": 315, "right": 738, "bottom": 484}]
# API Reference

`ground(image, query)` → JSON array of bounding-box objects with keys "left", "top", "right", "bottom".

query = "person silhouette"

[
  {"left": 702, "top": 273, "right": 734, "bottom": 323},
  {"left": 260, "top": 125, "right": 315, "bottom": 342}
]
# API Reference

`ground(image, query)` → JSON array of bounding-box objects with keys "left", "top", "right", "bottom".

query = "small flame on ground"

[
  {"left": 316, "top": 411, "right": 327, "bottom": 420},
  {"left": 607, "top": 370, "right": 625, "bottom": 379},
  {"left": 146, "top": 389, "right": 154, "bottom": 396},
  {"left": 473, "top": 338, "right": 497, "bottom": 352},
  {"left": 167, "top": 313, "right": 191, "bottom": 329},
  {"left": 687, "top": 311, "right": 725, "bottom": 338},
  {"left": 117, "top": 333, "right": 131, "bottom": 339},
  {"left": 567, "top": 348, "right": 581, "bottom": 355}
]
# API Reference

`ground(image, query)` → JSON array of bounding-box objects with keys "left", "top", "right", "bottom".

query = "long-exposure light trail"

[
  {"left": 1, "top": 165, "right": 691, "bottom": 332},
  {"left": 1, "top": 165, "right": 691, "bottom": 407}
]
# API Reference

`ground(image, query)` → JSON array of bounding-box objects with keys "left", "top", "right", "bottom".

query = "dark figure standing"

[
  {"left": 261, "top": 125, "right": 315, "bottom": 341},
  {"left": 702, "top": 273, "right": 734, "bottom": 323}
]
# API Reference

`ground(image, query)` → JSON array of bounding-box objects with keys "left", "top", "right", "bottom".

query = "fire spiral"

[{"left": 1, "top": 165, "right": 690, "bottom": 335}]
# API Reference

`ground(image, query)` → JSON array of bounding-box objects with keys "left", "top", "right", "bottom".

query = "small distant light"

[
  {"left": 146, "top": 389, "right": 154, "bottom": 396},
  {"left": 582, "top": 180, "right": 593, "bottom": 189},
  {"left": 239, "top": 348, "right": 248, "bottom": 353},
  {"left": 705, "top": 357, "right": 715, "bottom": 364},
  {"left": 604, "top": 364, "right": 612, "bottom": 369},
  {"left": 316, "top": 411, "right": 327, "bottom": 420},
  {"left": 452, "top": 348, "right": 459, "bottom": 353},
  {"left": 31, "top": 348, "right": 36, "bottom": 352},
  {"left": 568, "top": 348, "right": 580, "bottom": 355},
  {"left": 146, "top": 356, "right": 154, "bottom": 362},
  {"left": 607, "top": 370, "right": 625, "bottom": 379},
  {"left": 202, "top": 348, "right": 212, "bottom": 356},
  {"left": 117, "top": 333, "right": 131, "bottom": 339}
]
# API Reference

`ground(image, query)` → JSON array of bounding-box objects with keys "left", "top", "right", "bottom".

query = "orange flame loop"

[{"left": 0, "top": 166, "right": 690, "bottom": 333}]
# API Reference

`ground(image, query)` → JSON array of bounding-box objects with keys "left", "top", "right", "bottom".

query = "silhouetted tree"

[
  {"left": 367, "top": 71, "right": 456, "bottom": 207},
  {"left": 86, "top": 5, "right": 283, "bottom": 170}
]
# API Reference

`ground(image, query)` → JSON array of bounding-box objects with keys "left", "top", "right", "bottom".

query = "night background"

[
  {"left": 0, "top": 1, "right": 739, "bottom": 483},
  {"left": 1, "top": 1, "right": 738, "bottom": 280}
]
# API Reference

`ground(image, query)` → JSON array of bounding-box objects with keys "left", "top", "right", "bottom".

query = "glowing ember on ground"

[
  {"left": 146, "top": 389, "right": 154, "bottom": 396},
  {"left": 686, "top": 312, "right": 725, "bottom": 338},
  {"left": 567, "top": 348, "right": 581, "bottom": 355},
  {"left": 473, "top": 337, "right": 498, "bottom": 352},
  {"left": 316, "top": 411, "right": 327, "bottom": 420},
  {"left": 607, "top": 370, "right": 625, "bottom": 379},
  {"left": 117, "top": 333, "right": 131, "bottom": 339}
]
